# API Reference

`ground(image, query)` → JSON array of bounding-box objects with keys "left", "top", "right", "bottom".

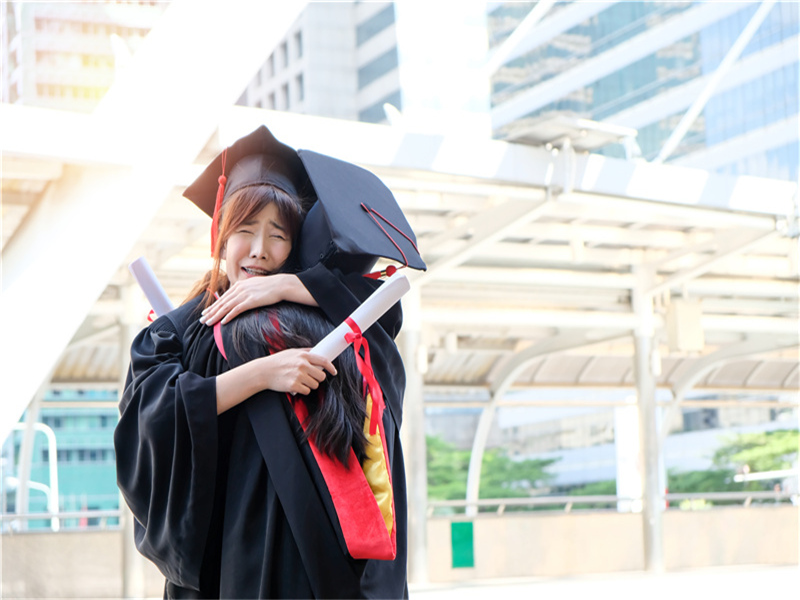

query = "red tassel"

[
  {"left": 210, "top": 149, "right": 228, "bottom": 256},
  {"left": 365, "top": 264, "right": 398, "bottom": 279}
]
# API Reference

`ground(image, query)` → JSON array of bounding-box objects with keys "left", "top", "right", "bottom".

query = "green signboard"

[{"left": 450, "top": 521, "right": 474, "bottom": 568}]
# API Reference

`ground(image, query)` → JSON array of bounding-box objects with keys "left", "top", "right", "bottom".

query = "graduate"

[{"left": 114, "top": 126, "right": 425, "bottom": 599}]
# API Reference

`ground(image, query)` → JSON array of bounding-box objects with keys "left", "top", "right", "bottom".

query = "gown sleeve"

[
  {"left": 297, "top": 262, "right": 403, "bottom": 339},
  {"left": 114, "top": 313, "right": 219, "bottom": 592}
]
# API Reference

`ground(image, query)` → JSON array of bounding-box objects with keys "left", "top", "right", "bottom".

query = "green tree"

[
  {"left": 667, "top": 468, "right": 742, "bottom": 493},
  {"left": 426, "top": 435, "right": 555, "bottom": 503},
  {"left": 566, "top": 479, "right": 618, "bottom": 510},
  {"left": 568, "top": 480, "right": 617, "bottom": 496},
  {"left": 426, "top": 435, "right": 470, "bottom": 501},
  {"left": 668, "top": 429, "right": 798, "bottom": 498},
  {"left": 712, "top": 429, "right": 799, "bottom": 473}
]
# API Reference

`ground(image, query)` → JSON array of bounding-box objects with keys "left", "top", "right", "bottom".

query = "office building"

[
  {"left": 237, "top": 2, "right": 401, "bottom": 124},
  {"left": 2, "top": 1, "right": 167, "bottom": 111},
  {"left": 488, "top": 2, "right": 799, "bottom": 182}
]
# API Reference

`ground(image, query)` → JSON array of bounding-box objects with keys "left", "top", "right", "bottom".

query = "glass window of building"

[
  {"left": 268, "top": 53, "right": 275, "bottom": 77},
  {"left": 296, "top": 73, "right": 304, "bottom": 102},
  {"left": 282, "top": 82, "right": 289, "bottom": 109},
  {"left": 356, "top": 3, "right": 395, "bottom": 46},
  {"left": 295, "top": 30, "right": 303, "bottom": 59},
  {"left": 268, "top": 92, "right": 276, "bottom": 109},
  {"left": 281, "top": 41, "right": 289, "bottom": 68},
  {"left": 357, "top": 47, "right": 399, "bottom": 90}
]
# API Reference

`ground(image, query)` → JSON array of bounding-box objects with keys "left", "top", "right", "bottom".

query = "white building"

[
  {"left": 237, "top": 2, "right": 401, "bottom": 123},
  {"left": 487, "top": 1, "right": 799, "bottom": 183}
]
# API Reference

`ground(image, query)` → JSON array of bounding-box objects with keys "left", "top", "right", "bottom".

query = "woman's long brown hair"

[
  {"left": 231, "top": 302, "right": 369, "bottom": 466},
  {"left": 185, "top": 184, "right": 306, "bottom": 309}
]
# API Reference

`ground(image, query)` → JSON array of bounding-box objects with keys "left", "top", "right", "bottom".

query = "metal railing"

[
  {"left": 0, "top": 509, "right": 122, "bottom": 533},
  {"left": 3, "top": 490, "right": 797, "bottom": 530},
  {"left": 427, "top": 491, "right": 799, "bottom": 517}
]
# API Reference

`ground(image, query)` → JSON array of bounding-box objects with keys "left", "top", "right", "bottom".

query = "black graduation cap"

[{"left": 183, "top": 125, "right": 426, "bottom": 276}]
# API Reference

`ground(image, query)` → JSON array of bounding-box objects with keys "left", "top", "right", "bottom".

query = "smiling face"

[{"left": 222, "top": 202, "right": 292, "bottom": 285}]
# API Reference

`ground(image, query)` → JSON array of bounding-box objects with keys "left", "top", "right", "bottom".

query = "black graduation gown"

[{"left": 114, "top": 263, "right": 408, "bottom": 599}]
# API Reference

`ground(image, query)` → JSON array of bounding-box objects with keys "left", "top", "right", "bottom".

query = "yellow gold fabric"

[{"left": 362, "top": 394, "right": 394, "bottom": 535}]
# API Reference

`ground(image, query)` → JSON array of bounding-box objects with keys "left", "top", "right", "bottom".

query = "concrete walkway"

[{"left": 409, "top": 564, "right": 800, "bottom": 600}]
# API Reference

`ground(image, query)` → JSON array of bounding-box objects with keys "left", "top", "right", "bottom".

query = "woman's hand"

[
  {"left": 260, "top": 349, "right": 337, "bottom": 396},
  {"left": 215, "top": 348, "right": 337, "bottom": 414},
  {"left": 200, "top": 274, "right": 317, "bottom": 326}
]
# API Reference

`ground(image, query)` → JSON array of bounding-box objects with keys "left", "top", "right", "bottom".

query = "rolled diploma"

[
  {"left": 129, "top": 256, "right": 174, "bottom": 318},
  {"left": 310, "top": 272, "right": 411, "bottom": 361}
]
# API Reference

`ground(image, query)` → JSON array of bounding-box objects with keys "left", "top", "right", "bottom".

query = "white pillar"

[
  {"left": 614, "top": 396, "right": 643, "bottom": 513},
  {"left": 14, "top": 384, "right": 48, "bottom": 530},
  {"left": 400, "top": 288, "right": 428, "bottom": 584},
  {"left": 465, "top": 402, "right": 497, "bottom": 518},
  {"left": 120, "top": 283, "right": 147, "bottom": 599},
  {"left": 14, "top": 397, "right": 39, "bottom": 530},
  {"left": 632, "top": 268, "right": 664, "bottom": 572}
]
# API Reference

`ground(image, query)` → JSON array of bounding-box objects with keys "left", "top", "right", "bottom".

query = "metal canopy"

[
  {"left": 3, "top": 104, "right": 798, "bottom": 586},
  {"left": 2, "top": 106, "right": 798, "bottom": 405}
]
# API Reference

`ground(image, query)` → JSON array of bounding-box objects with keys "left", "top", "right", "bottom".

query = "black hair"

[{"left": 231, "top": 303, "right": 369, "bottom": 466}]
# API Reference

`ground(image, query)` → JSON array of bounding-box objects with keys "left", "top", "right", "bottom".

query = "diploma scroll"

[
  {"left": 129, "top": 256, "right": 174, "bottom": 318},
  {"left": 310, "top": 272, "right": 410, "bottom": 361}
]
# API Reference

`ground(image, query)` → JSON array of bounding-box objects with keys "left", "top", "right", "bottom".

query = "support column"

[
  {"left": 120, "top": 283, "right": 146, "bottom": 599},
  {"left": 465, "top": 403, "right": 497, "bottom": 517},
  {"left": 632, "top": 268, "right": 664, "bottom": 573},
  {"left": 14, "top": 395, "right": 40, "bottom": 530},
  {"left": 400, "top": 288, "right": 428, "bottom": 584},
  {"left": 14, "top": 382, "right": 48, "bottom": 531}
]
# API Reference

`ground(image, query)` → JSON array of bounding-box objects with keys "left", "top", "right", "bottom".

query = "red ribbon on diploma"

[{"left": 344, "top": 317, "right": 384, "bottom": 436}]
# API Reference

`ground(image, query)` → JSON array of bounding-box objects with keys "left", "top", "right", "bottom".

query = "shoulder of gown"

[
  {"left": 114, "top": 294, "right": 223, "bottom": 592},
  {"left": 297, "top": 262, "right": 403, "bottom": 338},
  {"left": 297, "top": 263, "right": 407, "bottom": 429}
]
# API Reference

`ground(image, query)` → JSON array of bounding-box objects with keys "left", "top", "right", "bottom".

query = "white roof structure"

[{"left": 3, "top": 104, "right": 799, "bottom": 406}]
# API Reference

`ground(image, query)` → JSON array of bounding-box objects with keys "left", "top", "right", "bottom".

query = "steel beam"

[
  {"left": 0, "top": 0, "right": 309, "bottom": 442},
  {"left": 399, "top": 289, "right": 428, "bottom": 584},
  {"left": 464, "top": 332, "right": 626, "bottom": 517},
  {"left": 647, "top": 228, "right": 784, "bottom": 297},
  {"left": 487, "top": 1, "right": 619, "bottom": 75},
  {"left": 655, "top": 1, "right": 778, "bottom": 163},
  {"left": 421, "top": 306, "right": 798, "bottom": 335},
  {"left": 632, "top": 267, "right": 663, "bottom": 573},
  {"left": 4, "top": 103, "right": 797, "bottom": 219},
  {"left": 484, "top": 0, "right": 559, "bottom": 75},
  {"left": 414, "top": 198, "right": 552, "bottom": 286},
  {"left": 659, "top": 335, "right": 797, "bottom": 441}
]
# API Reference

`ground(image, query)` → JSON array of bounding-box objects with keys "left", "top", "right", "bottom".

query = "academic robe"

[{"left": 114, "top": 263, "right": 408, "bottom": 599}]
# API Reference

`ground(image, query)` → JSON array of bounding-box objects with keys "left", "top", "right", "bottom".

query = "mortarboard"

[{"left": 183, "top": 126, "right": 426, "bottom": 276}]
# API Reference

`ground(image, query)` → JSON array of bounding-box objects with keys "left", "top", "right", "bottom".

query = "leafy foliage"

[
  {"left": 668, "top": 429, "right": 798, "bottom": 497},
  {"left": 426, "top": 435, "right": 555, "bottom": 502},
  {"left": 565, "top": 479, "right": 618, "bottom": 510},
  {"left": 426, "top": 428, "right": 798, "bottom": 510},
  {"left": 568, "top": 480, "right": 617, "bottom": 496},
  {"left": 667, "top": 468, "right": 743, "bottom": 493},
  {"left": 712, "top": 429, "right": 799, "bottom": 473}
]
